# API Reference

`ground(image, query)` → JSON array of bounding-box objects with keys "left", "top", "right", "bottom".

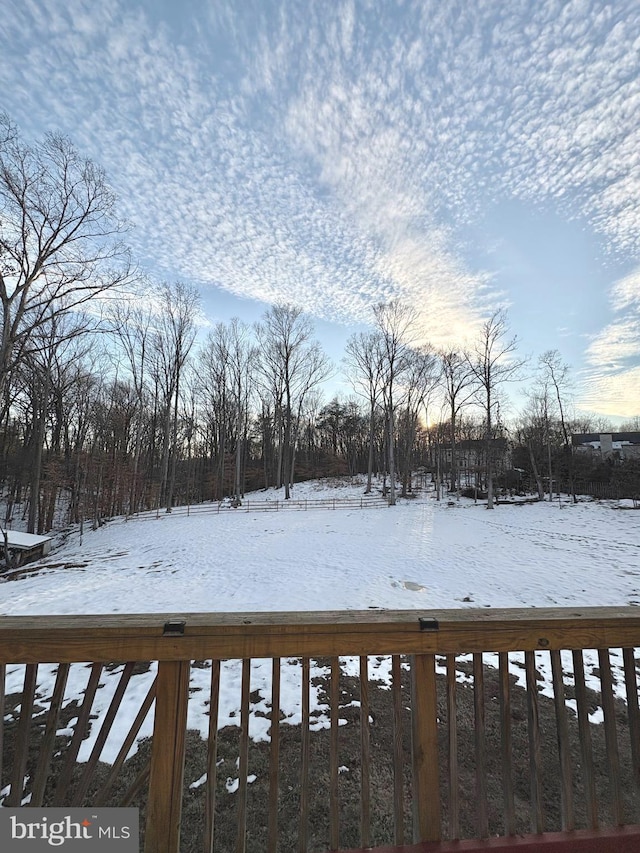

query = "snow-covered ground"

[
  {"left": 2, "top": 477, "right": 639, "bottom": 792},
  {"left": 2, "top": 477, "right": 639, "bottom": 614}
]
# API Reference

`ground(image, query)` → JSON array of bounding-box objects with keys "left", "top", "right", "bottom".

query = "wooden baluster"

[
  {"left": 359, "top": 655, "right": 371, "bottom": 849},
  {"left": 144, "top": 660, "right": 190, "bottom": 853},
  {"left": 72, "top": 661, "right": 136, "bottom": 805},
  {"left": 0, "top": 663, "right": 4, "bottom": 797},
  {"left": 392, "top": 654, "right": 405, "bottom": 845},
  {"left": 473, "top": 653, "right": 488, "bottom": 839},
  {"left": 7, "top": 663, "right": 37, "bottom": 806},
  {"left": 31, "top": 663, "right": 70, "bottom": 807},
  {"left": 598, "top": 648, "right": 623, "bottom": 825},
  {"left": 498, "top": 652, "right": 515, "bottom": 836},
  {"left": 236, "top": 659, "right": 251, "bottom": 853},
  {"left": 329, "top": 656, "right": 340, "bottom": 850},
  {"left": 204, "top": 660, "right": 221, "bottom": 853},
  {"left": 550, "top": 650, "right": 574, "bottom": 830},
  {"left": 622, "top": 647, "right": 640, "bottom": 819},
  {"left": 411, "top": 653, "right": 441, "bottom": 843},
  {"left": 446, "top": 654, "right": 459, "bottom": 840},
  {"left": 267, "top": 658, "right": 281, "bottom": 853},
  {"left": 298, "top": 657, "right": 310, "bottom": 853},
  {"left": 53, "top": 663, "right": 103, "bottom": 806},
  {"left": 97, "top": 675, "right": 157, "bottom": 806},
  {"left": 572, "top": 649, "right": 598, "bottom": 829},
  {"left": 525, "top": 651, "right": 544, "bottom": 833}
]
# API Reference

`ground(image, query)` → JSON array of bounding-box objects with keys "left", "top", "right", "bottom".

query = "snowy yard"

[
  {"left": 1, "top": 478, "right": 639, "bottom": 779},
  {"left": 2, "top": 478, "right": 639, "bottom": 616}
]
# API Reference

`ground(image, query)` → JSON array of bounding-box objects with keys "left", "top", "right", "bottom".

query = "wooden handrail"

[{"left": 2, "top": 606, "right": 640, "bottom": 663}]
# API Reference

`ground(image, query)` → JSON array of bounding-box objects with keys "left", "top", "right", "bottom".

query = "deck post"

[
  {"left": 144, "top": 659, "right": 190, "bottom": 853},
  {"left": 411, "top": 653, "right": 441, "bottom": 843}
]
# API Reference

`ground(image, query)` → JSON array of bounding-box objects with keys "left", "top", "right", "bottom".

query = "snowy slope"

[{"left": 2, "top": 478, "right": 639, "bottom": 615}]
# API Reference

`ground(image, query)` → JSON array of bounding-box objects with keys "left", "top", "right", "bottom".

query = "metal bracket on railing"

[
  {"left": 418, "top": 617, "right": 439, "bottom": 631},
  {"left": 163, "top": 620, "right": 186, "bottom": 636}
]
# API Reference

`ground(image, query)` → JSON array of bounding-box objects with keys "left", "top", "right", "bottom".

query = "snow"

[
  {"left": 1, "top": 477, "right": 639, "bottom": 782},
  {"left": 3, "top": 480, "right": 639, "bottom": 614},
  {"left": 1, "top": 531, "right": 52, "bottom": 549}
]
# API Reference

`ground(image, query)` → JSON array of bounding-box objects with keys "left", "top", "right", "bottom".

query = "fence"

[
  {"left": 1, "top": 608, "right": 640, "bottom": 852},
  {"left": 129, "top": 494, "right": 389, "bottom": 520}
]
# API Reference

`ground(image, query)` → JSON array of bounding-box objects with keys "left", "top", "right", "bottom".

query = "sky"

[{"left": 1, "top": 0, "right": 639, "bottom": 420}]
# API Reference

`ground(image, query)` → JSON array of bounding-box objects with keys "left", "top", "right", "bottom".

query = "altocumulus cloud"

[
  {"left": 581, "top": 270, "right": 640, "bottom": 417},
  {"left": 1, "top": 0, "right": 639, "bottom": 413}
]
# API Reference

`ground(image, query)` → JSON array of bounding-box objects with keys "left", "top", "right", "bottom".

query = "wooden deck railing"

[{"left": 1, "top": 607, "right": 639, "bottom": 852}]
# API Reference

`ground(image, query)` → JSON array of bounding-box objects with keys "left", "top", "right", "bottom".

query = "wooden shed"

[{"left": 1, "top": 530, "right": 53, "bottom": 566}]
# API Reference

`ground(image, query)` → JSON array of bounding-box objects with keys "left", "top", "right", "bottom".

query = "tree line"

[{"left": 1, "top": 117, "right": 638, "bottom": 537}]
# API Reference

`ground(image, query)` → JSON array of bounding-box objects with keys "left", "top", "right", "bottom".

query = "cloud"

[
  {"left": 580, "top": 267, "right": 640, "bottom": 417},
  {"left": 585, "top": 317, "right": 640, "bottom": 368},
  {"left": 610, "top": 268, "right": 640, "bottom": 309},
  {"left": 578, "top": 364, "right": 640, "bottom": 419},
  {"left": 1, "top": 0, "right": 640, "bottom": 398}
]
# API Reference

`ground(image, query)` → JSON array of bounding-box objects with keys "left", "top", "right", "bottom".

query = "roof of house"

[
  {"left": 572, "top": 432, "right": 640, "bottom": 447},
  {"left": 2, "top": 530, "right": 52, "bottom": 550}
]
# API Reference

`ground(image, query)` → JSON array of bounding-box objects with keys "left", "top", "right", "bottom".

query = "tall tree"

[
  {"left": 516, "top": 391, "right": 552, "bottom": 501},
  {"left": 150, "top": 282, "right": 198, "bottom": 511},
  {"left": 397, "top": 345, "right": 439, "bottom": 496},
  {"left": 0, "top": 115, "right": 131, "bottom": 418},
  {"left": 109, "top": 295, "right": 154, "bottom": 514},
  {"left": 373, "top": 301, "right": 417, "bottom": 506},
  {"left": 466, "top": 309, "right": 524, "bottom": 509},
  {"left": 344, "top": 331, "right": 385, "bottom": 493},
  {"left": 539, "top": 349, "right": 576, "bottom": 502},
  {"left": 440, "top": 350, "right": 476, "bottom": 495},
  {"left": 255, "top": 304, "right": 330, "bottom": 499},
  {"left": 227, "top": 318, "right": 258, "bottom": 501},
  {"left": 199, "top": 323, "right": 232, "bottom": 500},
  {"left": 21, "top": 309, "right": 93, "bottom": 532}
]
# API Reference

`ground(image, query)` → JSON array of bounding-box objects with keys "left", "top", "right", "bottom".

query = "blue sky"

[{"left": 1, "top": 0, "right": 639, "bottom": 420}]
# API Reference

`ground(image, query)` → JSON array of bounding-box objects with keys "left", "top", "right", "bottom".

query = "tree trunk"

[
  {"left": 528, "top": 440, "right": 544, "bottom": 500},
  {"left": 388, "top": 403, "right": 396, "bottom": 506},
  {"left": 159, "top": 405, "right": 171, "bottom": 508},
  {"left": 166, "top": 376, "right": 181, "bottom": 512},
  {"left": 365, "top": 402, "right": 375, "bottom": 494},
  {"left": 450, "top": 402, "right": 458, "bottom": 496},
  {"left": 28, "top": 397, "right": 47, "bottom": 534}
]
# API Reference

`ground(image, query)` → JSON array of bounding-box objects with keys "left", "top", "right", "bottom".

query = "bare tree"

[
  {"left": 108, "top": 295, "right": 155, "bottom": 513},
  {"left": 344, "top": 331, "right": 385, "bottom": 493},
  {"left": 397, "top": 345, "right": 440, "bottom": 496},
  {"left": 150, "top": 282, "right": 199, "bottom": 511},
  {"left": 255, "top": 304, "right": 330, "bottom": 499},
  {"left": 517, "top": 391, "right": 552, "bottom": 501},
  {"left": 227, "top": 318, "right": 258, "bottom": 501},
  {"left": 466, "top": 309, "right": 524, "bottom": 509},
  {"left": 440, "top": 350, "right": 476, "bottom": 496},
  {"left": 619, "top": 415, "right": 640, "bottom": 431},
  {"left": 0, "top": 115, "right": 131, "bottom": 418},
  {"left": 20, "top": 309, "right": 93, "bottom": 532},
  {"left": 373, "top": 301, "right": 417, "bottom": 506},
  {"left": 199, "top": 322, "right": 232, "bottom": 500},
  {"left": 539, "top": 349, "right": 576, "bottom": 502},
  {"left": 64, "top": 354, "right": 105, "bottom": 525}
]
